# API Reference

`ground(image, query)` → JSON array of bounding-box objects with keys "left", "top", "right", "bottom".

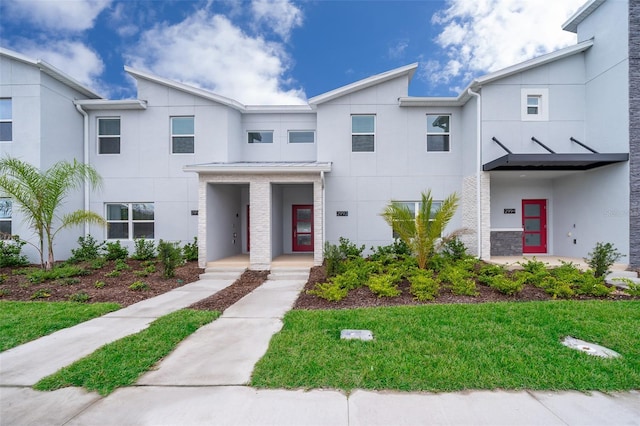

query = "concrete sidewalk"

[{"left": 2, "top": 267, "right": 639, "bottom": 426}]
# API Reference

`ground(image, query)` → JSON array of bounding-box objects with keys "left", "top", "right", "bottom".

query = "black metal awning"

[
  {"left": 483, "top": 153, "right": 629, "bottom": 171},
  {"left": 483, "top": 136, "right": 629, "bottom": 171}
]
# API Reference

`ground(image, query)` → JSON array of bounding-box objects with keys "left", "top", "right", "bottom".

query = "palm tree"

[
  {"left": 381, "top": 190, "right": 459, "bottom": 269},
  {"left": 0, "top": 156, "right": 106, "bottom": 269}
]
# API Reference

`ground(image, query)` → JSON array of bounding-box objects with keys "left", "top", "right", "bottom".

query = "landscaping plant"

[
  {"left": 0, "top": 236, "right": 29, "bottom": 267},
  {"left": 131, "top": 238, "right": 156, "bottom": 261},
  {"left": 157, "top": 240, "right": 183, "bottom": 278},
  {"left": 182, "top": 237, "right": 198, "bottom": 261},
  {"left": 68, "top": 235, "right": 104, "bottom": 263},
  {"left": 585, "top": 242, "right": 623, "bottom": 277}
]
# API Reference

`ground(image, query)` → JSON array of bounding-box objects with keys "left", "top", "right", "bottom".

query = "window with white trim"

[
  {"left": 171, "top": 116, "right": 195, "bottom": 154},
  {"left": 106, "top": 203, "right": 154, "bottom": 240},
  {"left": 288, "top": 130, "right": 315, "bottom": 144},
  {"left": 98, "top": 117, "right": 121, "bottom": 154},
  {"left": 0, "top": 198, "right": 12, "bottom": 239},
  {"left": 248, "top": 131, "right": 273, "bottom": 143},
  {"left": 427, "top": 115, "right": 450, "bottom": 152},
  {"left": 521, "top": 88, "right": 549, "bottom": 121},
  {"left": 351, "top": 115, "right": 375, "bottom": 152},
  {"left": 391, "top": 200, "right": 442, "bottom": 238},
  {"left": 0, "top": 98, "right": 12, "bottom": 142}
]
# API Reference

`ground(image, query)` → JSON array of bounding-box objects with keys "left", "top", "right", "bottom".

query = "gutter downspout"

[
  {"left": 467, "top": 88, "right": 482, "bottom": 259},
  {"left": 74, "top": 102, "right": 90, "bottom": 237}
]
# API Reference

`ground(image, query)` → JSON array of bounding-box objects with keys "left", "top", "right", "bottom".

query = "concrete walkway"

[{"left": 2, "top": 266, "right": 640, "bottom": 426}]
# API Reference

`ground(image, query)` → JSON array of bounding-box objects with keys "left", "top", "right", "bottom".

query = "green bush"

[
  {"left": 540, "top": 276, "right": 574, "bottom": 299},
  {"left": 409, "top": 269, "right": 440, "bottom": 301},
  {"left": 625, "top": 282, "right": 640, "bottom": 297},
  {"left": 441, "top": 236, "right": 469, "bottom": 261},
  {"left": 0, "top": 236, "right": 29, "bottom": 267},
  {"left": 441, "top": 264, "right": 478, "bottom": 296},
  {"left": 332, "top": 269, "right": 365, "bottom": 291},
  {"left": 338, "top": 237, "right": 365, "bottom": 259},
  {"left": 129, "top": 281, "right": 149, "bottom": 291},
  {"left": 323, "top": 241, "right": 344, "bottom": 278},
  {"left": 89, "top": 258, "right": 106, "bottom": 270},
  {"left": 585, "top": 242, "right": 623, "bottom": 278},
  {"left": 308, "top": 281, "right": 348, "bottom": 301},
  {"left": 484, "top": 274, "right": 524, "bottom": 296},
  {"left": 105, "top": 270, "right": 120, "bottom": 278},
  {"left": 368, "top": 240, "right": 411, "bottom": 263},
  {"left": 27, "top": 265, "right": 88, "bottom": 283},
  {"left": 182, "top": 237, "right": 198, "bottom": 262},
  {"left": 550, "top": 261, "right": 612, "bottom": 297},
  {"left": 367, "top": 274, "right": 401, "bottom": 297},
  {"left": 157, "top": 240, "right": 183, "bottom": 278},
  {"left": 94, "top": 280, "right": 106, "bottom": 289},
  {"left": 103, "top": 241, "right": 128, "bottom": 261},
  {"left": 131, "top": 239, "right": 156, "bottom": 261},
  {"left": 57, "top": 277, "right": 80, "bottom": 286},
  {"left": 68, "top": 235, "right": 104, "bottom": 263},
  {"left": 30, "top": 288, "right": 52, "bottom": 299},
  {"left": 114, "top": 259, "right": 131, "bottom": 272},
  {"left": 68, "top": 292, "right": 91, "bottom": 303}
]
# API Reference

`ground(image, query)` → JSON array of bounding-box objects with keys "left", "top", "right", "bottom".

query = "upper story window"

[
  {"left": 248, "top": 131, "right": 273, "bottom": 143},
  {"left": 0, "top": 198, "right": 12, "bottom": 238},
  {"left": 0, "top": 98, "right": 12, "bottom": 142},
  {"left": 352, "top": 115, "right": 375, "bottom": 152},
  {"left": 105, "top": 202, "right": 154, "bottom": 240},
  {"left": 288, "top": 131, "right": 315, "bottom": 144},
  {"left": 98, "top": 117, "right": 121, "bottom": 154},
  {"left": 521, "top": 88, "right": 549, "bottom": 121},
  {"left": 427, "top": 115, "right": 450, "bottom": 152},
  {"left": 171, "top": 116, "right": 195, "bottom": 154}
]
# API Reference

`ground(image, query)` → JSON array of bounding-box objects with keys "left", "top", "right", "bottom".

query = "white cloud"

[
  {"left": 426, "top": 0, "right": 585, "bottom": 91},
  {"left": 16, "top": 40, "right": 107, "bottom": 95},
  {"left": 388, "top": 40, "right": 409, "bottom": 59},
  {"left": 4, "top": 0, "right": 111, "bottom": 32},
  {"left": 251, "top": 0, "right": 303, "bottom": 41},
  {"left": 127, "top": 10, "right": 306, "bottom": 105}
]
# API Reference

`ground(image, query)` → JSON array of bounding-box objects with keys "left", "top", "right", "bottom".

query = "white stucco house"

[{"left": 1, "top": 0, "right": 636, "bottom": 270}]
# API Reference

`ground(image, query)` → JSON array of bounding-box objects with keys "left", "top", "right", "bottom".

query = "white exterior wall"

[{"left": 240, "top": 113, "right": 317, "bottom": 162}]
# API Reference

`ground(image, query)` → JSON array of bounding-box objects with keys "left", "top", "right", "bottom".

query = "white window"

[
  {"left": 0, "top": 98, "right": 12, "bottom": 142},
  {"left": 171, "top": 116, "right": 195, "bottom": 154},
  {"left": 98, "top": 118, "right": 121, "bottom": 154},
  {"left": 106, "top": 203, "right": 154, "bottom": 240},
  {"left": 0, "top": 198, "right": 11, "bottom": 239},
  {"left": 521, "top": 89, "right": 549, "bottom": 121},
  {"left": 427, "top": 115, "right": 450, "bottom": 152},
  {"left": 391, "top": 200, "right": 442, "bottom": 238},
  {"left": 288, "top": 131, "right": 315, "bottom": 144},
  {"left": 248, "top": 131, "right": 273, "bottom": 143},
  {"left": 352, "top": 115, "right": 375, "bottom": 152}
]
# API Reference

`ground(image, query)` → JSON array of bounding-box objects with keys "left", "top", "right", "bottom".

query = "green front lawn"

[
  {"left": 0, "top": 301, "right": 121, "bottom": 352},
  {"left": 252, "top": 300, "right": 640, "bottom": 392}
]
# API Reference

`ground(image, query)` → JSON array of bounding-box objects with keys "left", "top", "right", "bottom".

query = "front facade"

[{"left": 0, "top": 0, "right": 635, "bottom": 269}]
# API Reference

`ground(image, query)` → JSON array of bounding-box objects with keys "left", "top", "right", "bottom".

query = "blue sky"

[{"left": 0, "top": 0, "right": 585, "bottom": 104}]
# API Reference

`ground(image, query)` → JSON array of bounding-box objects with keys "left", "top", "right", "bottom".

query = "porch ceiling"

[
  {"left": 483, "top": 153, "right": 629, "bottom": 171},
  {"left": 184, "top": 161, "right": 332, "bottom": 174}
]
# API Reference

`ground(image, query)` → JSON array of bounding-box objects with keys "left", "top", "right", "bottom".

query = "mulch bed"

[{"left": 189, "top": 270, "right": 270, "bottom": 311}]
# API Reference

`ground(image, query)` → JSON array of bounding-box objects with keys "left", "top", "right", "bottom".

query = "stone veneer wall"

[
  {"left": 461, "top": 173, "right": 491, "bottom": 260},
  {"left": 490, "top": 231, "right": 523, "bottom": 256},
  {"left": 630, "top": 0, "right": 640, "bottom": 268}
]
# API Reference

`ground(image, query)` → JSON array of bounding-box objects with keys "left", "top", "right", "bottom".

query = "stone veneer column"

[
  {"left": 249, "top": 179, "right": 271, "bottom": 270},
  {"left": 313, "top": 178, "right": 324, "bottom": 266},
  {"left": 461, "top": 175, "right": 479, "bottom": 256},
  {"left": 630, "top": 0, "right": 640, "bottom": 268},
  {"left": 197, "top": 177, "right": 207, "bottom": 268},
  {"left": 480, "top": 172, "right": 492, "bottom": 260}
]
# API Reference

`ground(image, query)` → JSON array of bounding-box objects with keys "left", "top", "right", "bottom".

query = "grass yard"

[
  {"left": 0, "top": 301, "right": 121, "bottom": 352},
  {"left": 34, "top": 309, "right": 218, "bottom": 396},
  {"left": 251, "top": 300, "right": 640, "bottom": 392}
]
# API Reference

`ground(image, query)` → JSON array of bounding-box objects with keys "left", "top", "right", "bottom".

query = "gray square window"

[{"left": 248, "top": 131, "right": 273, "bottom": 143}]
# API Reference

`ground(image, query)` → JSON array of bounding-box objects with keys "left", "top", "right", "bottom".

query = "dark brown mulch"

[
  {"left": 0, "top": 260, "right": 202, "bottom": 307},
  {"left": 293, "top": 265, "right": 635, "bottom": 310},
  {"left": 189, "top": 270, "right": 270, "bottom": 311}
]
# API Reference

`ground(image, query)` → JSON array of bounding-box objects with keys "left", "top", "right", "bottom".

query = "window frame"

[
  {"left": 391, "top": 200, "right": 442, "bottom": 239},
  {"left": 105, "top": 202, "right": 155, "bottom": 240},
  {"left": 0, "top": 98, "right": 12, "bottom": 143},
  {"left": 97, "top": 117, "right": 121, "bottom": 155},
  {"left": 0, "top": 198, "right": 12, "bottom": 239},
  {"left": 288, "top": 130, "right": 315, "bottom": 144},
  {"left": 521, "top": 88, "right": 549, "bottom": 121},
  {"left": 247, "top": 130, "right": 274, "bottom": 144},
  {"left": 426, "top": 114, "right": 451, "bottom": 152},
  {"left": 351, "top": 114, "right": 376, "bottom": 153},
  {"left": 171, "top": 116, "right": 195, "bottom": 154}
]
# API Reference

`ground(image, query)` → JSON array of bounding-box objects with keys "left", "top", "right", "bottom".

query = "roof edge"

[
  {"left": 74, "top": 99, "right": 147, "bottom": 110},
  {"left": 183, "top": 162, "right": 332, "bottom": 174},
  {"left": 309, "top": 63, "right": 418, "bottom": 105},
  {"left": 562, "top": 0, "right": 606, "bottom": 33}
]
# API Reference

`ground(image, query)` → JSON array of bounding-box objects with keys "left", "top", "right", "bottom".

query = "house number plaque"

[
  {"left": 504, "top": 208, "right": 516, "bottom": 214},
  {"left": 336, "top": 211, "right": 348, "bottom": 217}
]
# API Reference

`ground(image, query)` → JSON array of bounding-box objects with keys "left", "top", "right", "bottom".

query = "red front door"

[
  {"left": 292, "top": 205, "right": 313, "bottom": 252},
  {"left": 522, "top": 199, "right": 547, "bottom": 254}
]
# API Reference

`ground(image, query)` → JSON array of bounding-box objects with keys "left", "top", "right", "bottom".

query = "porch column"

[
  {"left": 249, "top": 179, "right": 271, "bottom": 270},
  {"left": 197, "top": 177, "right": 207, "bottom": 268},
  {"left": 313, "top": 177, "right": 324, "bottom": 266}
]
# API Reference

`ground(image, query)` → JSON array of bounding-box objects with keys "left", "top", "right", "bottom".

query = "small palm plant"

[{"left": 381, "top": 190, "right": 459, "bottom": 269}]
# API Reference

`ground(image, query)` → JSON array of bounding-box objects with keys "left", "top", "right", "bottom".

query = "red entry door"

[
  {"left": 522, "top": 199, "right": 547, "bottom": 253},
  {"left": 292, "top": 205, "right": 313, "bottom": 252}
]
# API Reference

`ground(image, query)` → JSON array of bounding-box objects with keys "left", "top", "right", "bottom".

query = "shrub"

[
  {"left": 94, "top": 280, "right": 106, "bottom": 289},
  {"left": 114, "top": 259, "right": 131, "bottom": 271},
  {"left": 484, "top": 274, "right": 524, "bottom": 296},
  {"left": 68, "top": 235, "right": 104, "bottom": 263},
  {"left": 27, "top": 265, "right": 88, "bottom": 283},
  {"left": 540, "top": 276, "right": 574, "bottom": 299},
  {"left": 585, "top": 242, "right": 624, "bottom": 278},
  {"left": 30, "top": 288, "right": 52, "bottom": 299},
  {"left": 131, "top": 239, "right": 156, "bottom": 261},
  {"left": 477, "top": 263, "right": 506, "bottom": 283},
  {"left": 129, "top": 281, "right": 149, "bottom": 291},
  {"left": 157, "top": 240, "right": 183, "bottom": 278},
  {"left": 550, "top": 261, "right": 612, "bottom": 297},
  {"left": 103, "top": 241, "right": 128, "bottom": 261},
  {"left": 68, "top": 292, "right": 91, "bottom": 303},
  {"left": 367, "top": 274, "right": 401, "bottom": 297},
  {"left": 368, "top": 239, "right": 411, "bottom": 263},
  {"left": 338, "top": 237, "right": 365, "bottom": 259},
  {"left": 332, "top": 269, "right": 365, "bottom": 291},
  {"left": 104, "top": 270, "right": 120, "bottom": 278},
  {"left": 89, "top": 258, "right": 106, "bottom": 270},
  {"left": 57, "top": 277, "right": 80, "bottom": 286},
  {"left": 409, "top": 269, "right": 440, "bottom": 301},
  {"left": 441, "top": 264, "right": 478, "bottom": 296},
  {"left": 625, "top": 282, "right": 640, "bottom": 297},
  {"left": 182, "top": 237, "right": 198, "bottom": 262},
  {"left": 323, "top": 241, "right": 343, "bottom": 278},
  {"left": 133, "top": 263, "right": 156, "bottom": 278},
  {"left": 440, "top": 236, "right": 469, "bottom": 261},
  {"left": 0, "top": 236, "right": 29, "bottom": 267},
  {"left": 308, "top": 281, "right": 348, "bottom": 301}
]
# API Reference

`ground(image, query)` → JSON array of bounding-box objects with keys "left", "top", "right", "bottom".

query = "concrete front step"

[
  {"left": 605, "top": 270, "right": 639, "bottom": 289},
  {"left": 199, "top": 271, "right": 245, "bottom": 280},
  {"left": 268, "top": 268, "right": 310, "bottom": 281}
]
